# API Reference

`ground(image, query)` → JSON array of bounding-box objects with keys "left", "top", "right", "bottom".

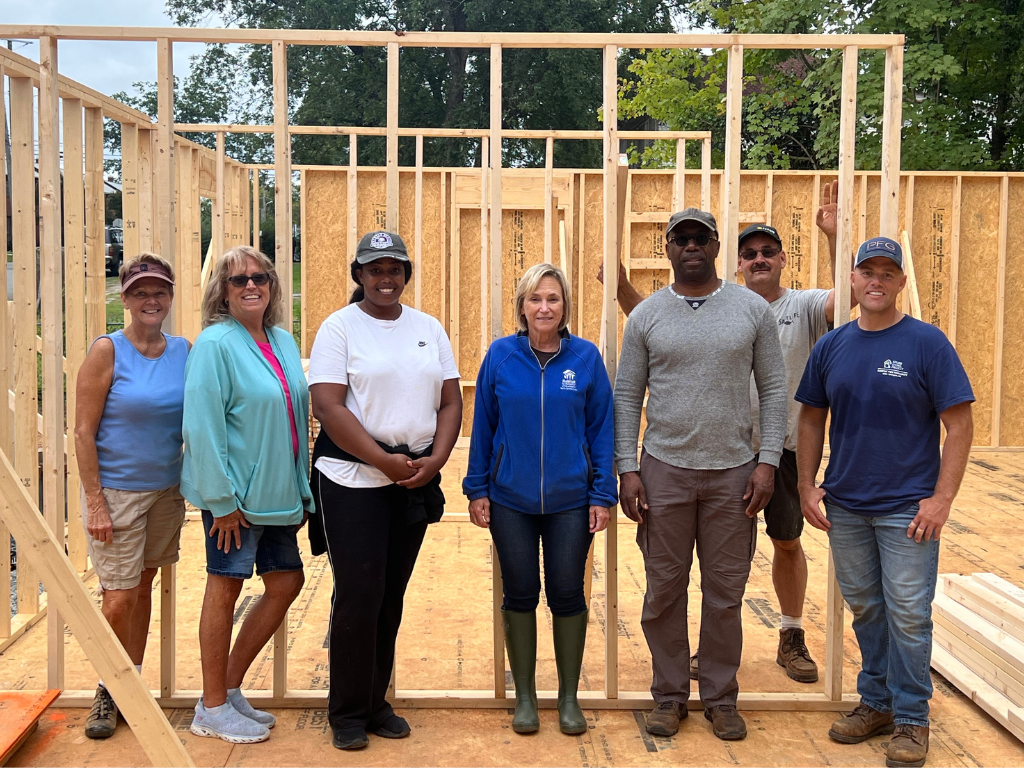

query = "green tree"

[{"left": 620, "top": 0, "right": 1024, "bottom": 171}]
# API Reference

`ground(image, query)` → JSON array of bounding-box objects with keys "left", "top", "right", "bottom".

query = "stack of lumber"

[{"left": 931, "top": 573, "right": 1024, "bottom": 743}]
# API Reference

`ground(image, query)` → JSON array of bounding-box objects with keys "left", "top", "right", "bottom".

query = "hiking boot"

[
  {"left": 552, "top": 611, "right": 589, "bottom": 735},
  {"left": 227, "top": 688, "right": 275, "bottom": 728},
  {"left": 704, "top": 705, "right": 747, "bottom": 740},
  {"left": 85, "top": 685, "right": 118, "bottom": 739},
  {"left": 371, "top": 714, "right": 411, "bottom": 739},
  {"left": 332, "top": 726, "right": 369, "bottom": 750},
  {"left": 645, "top": 701, "right": 686, "bottom": 737},
  {"left": 886, "top": 724, "right": 929, "bottom": 767},
  {"left": 502, "top": 608, "right": 540, "bottom": 734},
  {"left": 190, "top": 698, "right": 270, "bottom": 744},
  {"left": 689, "top": 653, "right": 699, "bottom": 681},
  {"left": 776, "top": 628, "right": 819, "bottom": 683},
  {"left": 828, "top": 703, "right": 895, "bottom": 744}
]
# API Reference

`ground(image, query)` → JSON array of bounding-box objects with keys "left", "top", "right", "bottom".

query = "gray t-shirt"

[
  {"left": 614, "top": 282, "right": 788, "bottom": 472},
  {"left": 750, "top": 288, "right": 831, "bottom": 453}
]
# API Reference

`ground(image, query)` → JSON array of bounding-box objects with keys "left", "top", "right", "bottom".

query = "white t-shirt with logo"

[
  {"left": 308, "top": 303, "right": 460, "bottom": 488},
  {"left": 750, "top": 287, "right": 831, "bottom": 453}
]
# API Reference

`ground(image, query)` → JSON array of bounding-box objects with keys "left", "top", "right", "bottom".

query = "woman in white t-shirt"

[{"left": 307, "top": 231, "right": 463, "bottom": 751}]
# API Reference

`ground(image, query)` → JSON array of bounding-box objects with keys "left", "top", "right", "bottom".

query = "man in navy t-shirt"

[{"left": 795, "top": 236, "right": 974, "bottom": 768}]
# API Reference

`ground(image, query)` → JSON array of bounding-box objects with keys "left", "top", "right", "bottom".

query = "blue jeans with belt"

[
  {"left": 825, "top": 500, "right": 939, "bottom": 727},
  {"left": 489, "top": 502, "right": 592, "bottom": 617}
]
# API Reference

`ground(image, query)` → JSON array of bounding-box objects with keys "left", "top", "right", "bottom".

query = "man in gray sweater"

[{"left": 614, "top": 208, "right": 787, "bottom": 742}]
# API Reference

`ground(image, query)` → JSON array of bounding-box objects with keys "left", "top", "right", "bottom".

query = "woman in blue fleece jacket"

[{"left": 463, "top": 263, "right": 616, "bottom": 737}]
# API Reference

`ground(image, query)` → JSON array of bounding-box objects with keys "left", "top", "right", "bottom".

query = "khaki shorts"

[{"left": 83, "top": 485, "right": 186, "bottom": 591}]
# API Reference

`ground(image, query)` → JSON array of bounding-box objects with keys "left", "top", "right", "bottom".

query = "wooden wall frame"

[{"left": 0, "top": 26, "right": 907, "bottom": 762}]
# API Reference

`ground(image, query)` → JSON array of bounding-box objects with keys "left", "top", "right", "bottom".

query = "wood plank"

[
  {"left": 137, "top": 128, "right": 154, "bottom": 252},
  {"left": 722, "top": 44, "right": 743, "bottom": 278},
  {"left": 544, "top": 136, "right": 553, "bottom": 264},
  {"left": 272, "top": 40, "right": 293, "bottom": 330},
  {"left": 933, "top": 625, "right": 1024, "bottom": 707},
  {"left": 85, "top": 107, "right": 106, "bottom": 344},
  {"left": 155, "top": 38, "right": 177, "bottom": 332},
  {"left": 0, "top": 689, "right": 61, "bottom": 766},
  {"left": 0, "top": 449, "right": 194, "bottom": 767},
  {"left": 948, "top": 176, "right": 962, "bottom": 346},
  {"left": 931, "top": 646, "right": 1024, "bottom": 743},
  {"left": 0, "top": 65, "right": 9, "bottom": 479},
  {"left": 972, "top": 573, "right": 1024, "bottom": 611},
  {"left": 489, "top": 44, "right": 503, "bottom": 342},
  {"left": 160, "top": 564, "right": 176, "bottom": 698},
  {"left": 386, "top": 42, "right": 399, "bottom": 232},
  {"left": 414, "top": 135, "right": 424, "bottom": 309},
  {"left": 701, "top": 137, "right": 711, "bottom": 211},
  {"left": 213, "top": 131, "right": 225, "bottom": 259},
  {"left": 809, "top": 173, "right": 821, "bottom": 288},
  {"left": 943, "top": 574, "right": 1024, "bottom": 640},
  {"left": 491, "top": 544, "right": 505, "bottom": 698},
  {"left": 9, "top": 76, "right": 38, "bottom": 617},
  {"left": 933, "top": 592, "right": 1024, "bottom": 676},
  {"left": 300, "top": 169, "right": 308, "bottom": 353},
  {"left": 834, "top": 45, "right": 858, "bottom": 325},
  {"left": 878, "top": 43, "right": 903, "bottom": 238},
  {"left": 62, "top": 98, "right": 88, "bottom": 575},
  {"left": 479, "top": 142, "right": 489, "bottom": 357},
  {"left": 121, "top": 122, "right": 140, "bottom": 259},
  {"left": 992, "top": 175, "right": 1008, "bottom": 446},
  {"left": 348, "top": 135, "right": 358, "bottom": 296}
]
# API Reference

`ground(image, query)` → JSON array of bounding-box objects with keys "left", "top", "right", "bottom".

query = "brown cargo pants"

[{"left": 637, "top": 449, "right": 758, "bottom": 708}]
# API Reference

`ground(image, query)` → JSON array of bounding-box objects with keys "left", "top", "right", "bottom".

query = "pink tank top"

[{"left": 257, "top": 341, "right": 300, "bottom": 457}]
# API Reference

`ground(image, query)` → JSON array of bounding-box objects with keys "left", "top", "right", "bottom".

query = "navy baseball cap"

[
  {"left": 738, "top": 223, "right": 782, "bottom": 249},
  {"left": 855, "top": 237, "right": 903, "bottom": 270},
  {"left": 355, "top": 231, "right": 410, "bottom": 264}
]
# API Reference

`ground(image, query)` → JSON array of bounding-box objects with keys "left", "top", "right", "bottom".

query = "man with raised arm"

[
  {"left": 601, "top": 182, "right": 847, "bottom": 685},
  {"left": 614, "top": 208, "right": 787, "bottom": 742},
  {"left": 796, "top": 236, "right": 973, "bottom": 768}
]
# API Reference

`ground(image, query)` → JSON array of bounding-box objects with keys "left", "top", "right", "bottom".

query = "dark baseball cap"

[
  {"left": 121, "top": 260, "right": 174, "bottom": 291},
  {"left": 855, "top": 237, "right": 903, "bottom": 270},
  {"left": 666, "top": 208, "right": 718, "bottom": 236},
  {"left": 355, "top": 231, "right": 410, "bottom": 264},
  {"left": 738, "top": 223, "right": 782, "bottom": 249}
]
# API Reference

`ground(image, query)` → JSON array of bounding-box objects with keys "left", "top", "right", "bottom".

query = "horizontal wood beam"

[
  {"left": 54, "top": 689, "right": 861, "bottom": 711},
  {"left": 0, "top": 27, "right": 904, "bottom": 48},
  {"left": 176, "top": 124, "right": 711, "bottom": 141}
]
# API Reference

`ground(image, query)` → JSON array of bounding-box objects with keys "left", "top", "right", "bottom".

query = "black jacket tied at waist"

[{"left": 308, "top": 428, "right": 446, "bottom": 557}]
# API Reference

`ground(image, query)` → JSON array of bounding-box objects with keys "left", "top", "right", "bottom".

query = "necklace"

[{"left": 670, "top": 280, "right": 725, "bottom": 308}]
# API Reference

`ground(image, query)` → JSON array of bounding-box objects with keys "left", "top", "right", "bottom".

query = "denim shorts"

[{"left": 201, "top": 510, "right": 303, "bottom": 579}]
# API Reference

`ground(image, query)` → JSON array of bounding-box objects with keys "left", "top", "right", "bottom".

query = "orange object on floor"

[{"left": 0, "top": 690, "right": 61, "bottom": 766}]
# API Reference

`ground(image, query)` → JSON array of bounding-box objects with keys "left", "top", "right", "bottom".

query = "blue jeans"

[
  {"left": 825, "top": 501, "right": 939, "bottom": 727},
  {"left": 201, "top": 510, "right": 303, "bottom": 580},
  {"left": 489, "top": 502, "right": 593, "bottom": 617}
]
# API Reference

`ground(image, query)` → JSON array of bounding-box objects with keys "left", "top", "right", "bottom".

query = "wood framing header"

[{"left": 0, "top": 26, "right": 905, "bottom": 48}]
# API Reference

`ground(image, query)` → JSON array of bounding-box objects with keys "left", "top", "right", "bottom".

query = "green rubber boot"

[
  {"left": 553, "top": 610, "right": 589, "bottom": 735},
  {"left": 502, "top": 608, "right": 539, "bottom": 734}
]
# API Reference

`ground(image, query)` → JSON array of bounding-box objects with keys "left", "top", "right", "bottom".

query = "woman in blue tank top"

[{"left": 74, "top": 253, "right": 189, "bottom": 741}]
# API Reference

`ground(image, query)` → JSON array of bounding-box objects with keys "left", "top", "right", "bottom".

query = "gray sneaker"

[
  {"left": 227, "top": 688, "right": 276, "bottom": 728},
  {"left": 191, "top": 698, "right": 270, "bottom": 743},
  {"left": 85, "top": 685, "right": 118, "bottom": 739}
]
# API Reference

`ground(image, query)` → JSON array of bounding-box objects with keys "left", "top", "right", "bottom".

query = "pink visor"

[{"left": 121, "top": 262, "right": 174, "bottom": 291}]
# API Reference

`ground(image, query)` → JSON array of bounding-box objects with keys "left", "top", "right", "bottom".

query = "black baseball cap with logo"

[
  {"left": 355, "top": 231, "right": 410, "bottom": 264},
  {"left": 666, "top": 208, "right": 718, "bottom": 237},
  {"left": 738, "top": 223, "right": 783, "bottom": 249}
]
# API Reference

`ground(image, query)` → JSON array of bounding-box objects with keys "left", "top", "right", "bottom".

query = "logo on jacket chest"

[{"left": 560, "top": 369, "right": 577, "bottom": 391}]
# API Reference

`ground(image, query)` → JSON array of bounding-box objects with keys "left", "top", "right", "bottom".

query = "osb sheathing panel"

[
  {"left": 303, "top": 170, "right": 350, "bottom": 355},
  {"left": 770, "top": 175, "right": 815, "bottom": 290},
  {"left": 501, "top": 209, "right": 547, "bottom": 335},
  {"left": 6, "top": 452, "right": 1024, "bottom": 768},
  {"left": 815, "top": 174, "right": 839, "bottom": 290},
  {"left": 627, "top": 172, "right": 672, "bottom": 311},
  {"left": 458, "top": 207, "right": 484, "bottom": 379},
  {"left": 1000, "top": 178, "right": 1024, "bottom": 445},
  {"left": 580, "top": 173, "right": 605, "bottom": 346},
  {"left": 956, "top": 177, "right": 1002, "bottom": 445},
  {"left": 909, "top": 176, "right": 955, "bottom": 333}
]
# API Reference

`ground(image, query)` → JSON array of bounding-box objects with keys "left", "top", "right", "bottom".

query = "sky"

[{"left": 0, "top": 0, "right": 218, "bottom": 102}]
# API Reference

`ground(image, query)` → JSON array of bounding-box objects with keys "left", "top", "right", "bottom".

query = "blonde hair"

[
  {"left": 201, "top": 246, "right": 284, "bottom": 329},
  {"left": 119, "top": 252, "right": 174, "bottom": 293},
  {"left": 514, "top": 263, "right": 573, "bottom": 333}
]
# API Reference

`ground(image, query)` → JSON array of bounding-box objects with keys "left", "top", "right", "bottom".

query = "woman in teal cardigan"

[{"left": 181, "top": 246, "right": 313, "bottom": 745}]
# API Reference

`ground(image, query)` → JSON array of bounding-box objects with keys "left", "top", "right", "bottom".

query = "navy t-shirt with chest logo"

[{"left": 795, "top": 316, "right": 974, "bottom": 517}]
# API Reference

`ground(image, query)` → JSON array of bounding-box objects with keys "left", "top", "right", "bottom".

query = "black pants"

[{"left": 318, "top": 472, "right": 428, "bottom": 732}]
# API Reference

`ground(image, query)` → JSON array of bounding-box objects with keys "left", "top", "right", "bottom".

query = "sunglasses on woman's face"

[{"left": 227, "top": 272, "right": 271, "bottom": 288}]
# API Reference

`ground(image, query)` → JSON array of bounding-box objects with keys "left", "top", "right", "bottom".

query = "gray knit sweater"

[{"left": 614, "top": 282, "right": 788, "bottom": 472}]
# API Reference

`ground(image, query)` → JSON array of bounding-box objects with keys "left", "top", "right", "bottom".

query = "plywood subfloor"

[{"left": 3, "top": 449, "right": 1024, "bottom": 767}]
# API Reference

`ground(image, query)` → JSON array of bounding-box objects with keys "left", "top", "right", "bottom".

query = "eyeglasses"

[
  {"left": 667, "top": 233, "right": 716, "bottom": 247},
  {"left": 227, "top": 272, "right": 271, "bottom": 288},
  {"left": 739, "top": 247, "right": 781, "bottom": 261}
]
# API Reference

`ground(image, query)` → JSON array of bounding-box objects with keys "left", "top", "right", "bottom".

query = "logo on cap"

[
  {"left": 370, "top": 232, "right": 393, "bottom": 249},
  {"left": 139, "top": 264, "right": 149, "bottom": 272},
  {"left": 865, "top": 239, "right": 897, "bottom": 253}
]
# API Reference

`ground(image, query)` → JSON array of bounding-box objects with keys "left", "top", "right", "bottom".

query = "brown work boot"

[
  {"left": 704, "top": 705, "right": 747, "bottom": 740},
  {"left": 828, "top": 703, "right": 895, "bottom": 744},
  {"left": 85, "top": 685, "right": 118, "bottom": 739},
  {"left": 886, "top": 724, "right": 929, "bottom": 767},
  {"left": 777, "top": 628, "right": 819, "bottom": 683},
  {"left": 689, "top": 653, "right": 699, "bottom": 681},
  {"left": 645, "top": 701, "right": 687, "bottom": 737}
]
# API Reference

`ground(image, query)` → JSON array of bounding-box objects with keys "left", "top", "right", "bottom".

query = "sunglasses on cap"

[
  {"left": 739, "top": 247, "right": 782, "bottom": 261},
  {"left": 667, "top": 233, "right": 716, "bottom": 247},
  {"left": 227, "top": 272, "right": 271, "bottom": 288}
]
